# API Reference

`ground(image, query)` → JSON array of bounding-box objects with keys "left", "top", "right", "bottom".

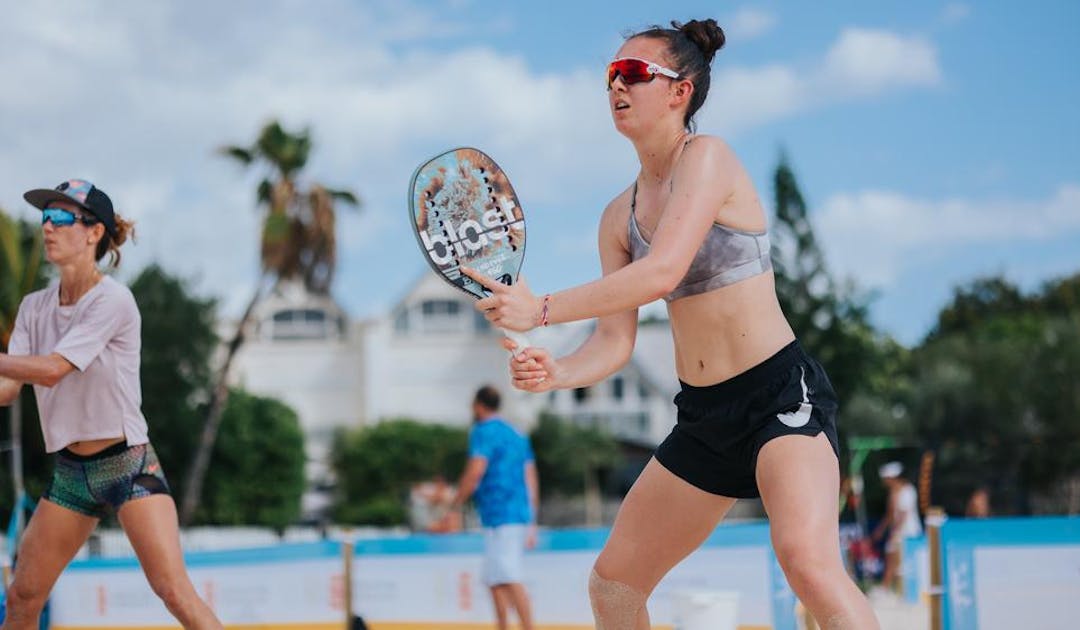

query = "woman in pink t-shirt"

[{"left": 0, "top": 180, "right": 222, "bottom": 629}]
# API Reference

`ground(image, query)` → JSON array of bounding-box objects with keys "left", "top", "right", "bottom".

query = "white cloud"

[
  {"left": 707, "top": 65, "right": 804, "bottom": 131},
  {"left": 700, "top": 28, "right": 941, "bottom": 133},
  {"left": 941, "top": 3, "right": 973, "bottom": 25},
  {"left": 0, "top": 2, "right": 948, "bottom": 317},
  {"left": 822, "top": 28, "right": 941, "bottom": 94},
  {"left": 726, "top": 8, "right": 777, "bottom": 41},
  {"left": 0, "top": 1, "right": 615, "bottom": 313},
  {"left": 815, "top": 183, "right": 1080, "bottom": 287}
]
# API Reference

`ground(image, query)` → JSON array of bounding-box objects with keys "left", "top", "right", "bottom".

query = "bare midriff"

[
  {"left": 667, "top": 271, "right": 795, "bottom": 387},
  {"left": 64, "top": 436, "right": 126, "bottom": 456}
]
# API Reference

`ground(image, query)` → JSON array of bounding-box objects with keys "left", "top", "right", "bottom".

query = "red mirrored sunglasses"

[{"left": 606, "top": 57, "right": 682, "bottom": 90}]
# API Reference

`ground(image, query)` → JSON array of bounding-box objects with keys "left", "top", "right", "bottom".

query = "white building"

[
  {"left": 542, "top": 320, "right": 678, "bottom": 448},
  {"left": 360, "top": 273, "right": 544, "bottom": 426},
  {"left": 227, "top": 282, "right": 365, "bottom": 515},
  {"left": 229, "top": 275, "right": 680, "bottom": 518}
]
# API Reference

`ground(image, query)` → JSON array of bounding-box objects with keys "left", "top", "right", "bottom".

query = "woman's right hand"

[{"left": 501, "top": 338, "right": 560, "bottom": 392}]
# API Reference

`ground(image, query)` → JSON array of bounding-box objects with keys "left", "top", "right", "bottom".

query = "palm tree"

[
  {"left": 0, "top": 209, "right": 45, "bottom": 551},
  {"left": 180, "top": 121, "right": 360, "bottom": 525}
]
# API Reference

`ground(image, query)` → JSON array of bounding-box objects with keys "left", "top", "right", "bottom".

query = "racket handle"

[{"left": 502, "top": 329, "right": 532, "bottom": 354}]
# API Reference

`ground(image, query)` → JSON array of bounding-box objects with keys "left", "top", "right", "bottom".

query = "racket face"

[{"left": 408, "top": 147, "right": 526, "bottom": 299}]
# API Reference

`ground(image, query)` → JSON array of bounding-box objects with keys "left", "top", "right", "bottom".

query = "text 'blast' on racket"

[{"left": 408, "top": 147, "right": 531, "bottom": 352}]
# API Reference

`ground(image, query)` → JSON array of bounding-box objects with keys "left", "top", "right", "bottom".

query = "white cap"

[{"left": 878, "top": 461, "right": 903, "bottom": 479}]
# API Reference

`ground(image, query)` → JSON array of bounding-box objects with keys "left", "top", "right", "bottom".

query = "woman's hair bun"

[{"left": 674, "top": 19, "right": 725, "bottom": 63}]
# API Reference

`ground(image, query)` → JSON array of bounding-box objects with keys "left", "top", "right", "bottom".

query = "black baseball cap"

[{"left": 23, "top": 179, "right": 117, "bottom": 238}]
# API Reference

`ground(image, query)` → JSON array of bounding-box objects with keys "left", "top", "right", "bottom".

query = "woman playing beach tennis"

[
  {"left": 463, "top": 19, "right": 880, "bottom": 630},
  {"left": 0, "top": 180, "right": 222, "bottom": 629}
]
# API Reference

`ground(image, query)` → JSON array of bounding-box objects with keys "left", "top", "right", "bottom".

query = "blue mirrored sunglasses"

[{"left": 42, "top": 206, "right": 98, "bottom": 228}]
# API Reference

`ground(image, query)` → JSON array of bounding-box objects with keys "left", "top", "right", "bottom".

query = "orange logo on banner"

[
  {"left": 331, "top": 573, "right": 345, "bottom": 610},
  {"left": 458, "top": 571, "right": 472, "bottom": 610}
]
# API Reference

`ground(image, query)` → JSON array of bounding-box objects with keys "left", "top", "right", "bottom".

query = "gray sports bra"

[{"left": 628, "top": 181, "right": 772, "bottom": 302}]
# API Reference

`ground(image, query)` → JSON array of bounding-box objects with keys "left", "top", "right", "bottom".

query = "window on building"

[
  {"left": 394, "top": 308, "right": 409, "bottom": 333},
  {"left": 638, "top": 382, "right": 650, "bottom": 400},
  {"left": 422, "top": 300, "right": 460, "bottom": 316},
  {"left": 271, "top": 308, "right": 333, "bottom": 340},
  {"left": 474, "top": 309, "right": 491, "bottom": 333},
  {"left": 572, "top": 387, "right": 590, "bottom": 403},
  {"left": 612, "top": 376, "right": 624, "bottom": 401},
  {"left": 421, "top": 299, "right": 467, "bottom": 333}
]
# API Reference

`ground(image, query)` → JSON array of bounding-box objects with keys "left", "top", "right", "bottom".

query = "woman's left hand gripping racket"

[{"left": 408, "top": 147, "right": 531, "bottom": 352}]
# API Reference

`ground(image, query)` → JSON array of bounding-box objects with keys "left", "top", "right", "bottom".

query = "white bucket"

[{"left": 671, "top": 589, "right": 740, "bottom": 630}]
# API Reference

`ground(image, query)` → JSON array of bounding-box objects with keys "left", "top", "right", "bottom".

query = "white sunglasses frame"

[{"left": 607, "top": 56, "right": 682, "bottom": 89}]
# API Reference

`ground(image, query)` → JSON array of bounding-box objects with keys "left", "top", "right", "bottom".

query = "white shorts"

[{"left": 482, "top": 524, "right": 528, "bottom": 586}]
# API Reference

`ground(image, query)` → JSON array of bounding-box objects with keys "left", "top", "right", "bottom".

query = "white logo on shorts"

[
  {"left": 778, "top": 402, "right": 813, "bottom": 427},
  {"left": 777, "top": 367, "right": 813, "bottom": 428}
]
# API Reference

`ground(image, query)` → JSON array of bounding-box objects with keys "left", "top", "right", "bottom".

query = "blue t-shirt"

[{"left": 468, "top": 417, "right": 534, "bottom": 527}]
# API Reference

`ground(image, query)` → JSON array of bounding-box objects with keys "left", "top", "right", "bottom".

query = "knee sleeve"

[{"left": 588, "top": 569, "right": 646, "bottom": 630}]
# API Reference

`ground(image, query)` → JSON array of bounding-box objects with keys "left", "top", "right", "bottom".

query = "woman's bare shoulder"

[
  {"left": 597, "top": 184, "right": 637, "bottom": 250},
  {"left": 600, "top": 183, "right": 635, "bottom": 227},
  {"left": 682, "top": 134, "right": 737, "bottom": 164}
]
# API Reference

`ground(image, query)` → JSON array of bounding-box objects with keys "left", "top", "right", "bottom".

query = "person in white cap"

[
  {"left": 0, "top": 179, "right": 223, "bottom": 629},
  {"left": 872, "top": 461, "right": 922, "bottom": 595}
]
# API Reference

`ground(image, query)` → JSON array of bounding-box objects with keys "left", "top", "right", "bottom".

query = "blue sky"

[{"left": 1, "top": 1, "right": 1077, "bottom": 345}]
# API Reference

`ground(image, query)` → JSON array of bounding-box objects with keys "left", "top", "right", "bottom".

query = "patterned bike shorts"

[{"left": 45, "top": 442, "right": 171, "bottom": 518}]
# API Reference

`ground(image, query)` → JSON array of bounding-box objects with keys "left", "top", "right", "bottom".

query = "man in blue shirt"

[{"left": 451, "top": 385, "right": 538, "bottom": 630}]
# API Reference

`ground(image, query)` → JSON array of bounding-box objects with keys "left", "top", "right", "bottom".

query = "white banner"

[
  {"left": 941, "top": 516, "right": 1080, "bottom": 630},
  {"left": 50, "top": 542, "right": 345, "bottom": 629},
  {"left": 47, "top": 527, "right": 789, "bottom": 630},
  {"left": 350, "top": 526, "right": 788, "bottom": 630},
  {"left": 973, "top": 545, "right": 1080, "bottom": 630},
  {"left": 354, "top": 546, "right": 775, "bottom": 627}
]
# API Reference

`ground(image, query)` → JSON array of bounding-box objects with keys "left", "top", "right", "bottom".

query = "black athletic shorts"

[{"left": 654, "top": 340, "right": 840, "bottom": 499}]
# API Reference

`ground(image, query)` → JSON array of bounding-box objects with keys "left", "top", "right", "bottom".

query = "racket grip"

[{"left": 502, "top": 329, "right": 532, "bottom": 354}]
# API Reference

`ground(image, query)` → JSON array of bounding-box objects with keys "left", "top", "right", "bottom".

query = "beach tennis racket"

[{"left": 408, "top": 147, "right": 530, "bottom": 351}]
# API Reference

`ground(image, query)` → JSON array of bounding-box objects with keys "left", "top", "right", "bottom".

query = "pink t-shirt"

[{"left": 8, "top": 276, "right": 149, "bottom": 453}]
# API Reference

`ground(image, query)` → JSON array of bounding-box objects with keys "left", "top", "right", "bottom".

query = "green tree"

[
  {"left": 1038, "top": 273, "right": 1080, "bottom": 315},
  {"left": 131, "top": 264, "right": 304, "bottom": 527},
  {"left": 906, "top": 274, "right": 1080, "bottom": 514},
  {"left": 839, "top": 338, "right": 916, "bottom": 440},
  {"left": 0, "top": 213, "right": 45, "bottom": 346},
  {"left": 183, "top": 121, "right": 361, "bottom": 524},
  {"left": 129, "top": 264, "right": 219, "bottom": 498},
  {"left": 528, "top": 412, "right": 620, "bottom": 498},
  {"left": 196, "top": 389, "right": 306, "bottom": 530},
  {"left": 927, "top": 276, "right": 1026, "bottom": 341},
  {"left": 0, "top": 211, "right": 48, "bottom": 538},
  {"left": 769, "top": 152, "right": 884, "bottom": 414},
  {"left": 331, "top": 419, "right": 468, "bottom": 526}
]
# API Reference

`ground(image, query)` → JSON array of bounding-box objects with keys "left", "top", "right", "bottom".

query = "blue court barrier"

[
  {"left": 49, "top": 523, "right": 797, "bottom": 630},
  {"left": 50, "top": 541, "right": 346, "bottom": 629},
  {"left": 903, "top": 534, "right": 928, "bottom": 604},
  {"left": 351, "top": 523, "right": 796, "bottom": 630},
  {"left": 940, "top": 516, "right": 1080, "bottom": 630}
]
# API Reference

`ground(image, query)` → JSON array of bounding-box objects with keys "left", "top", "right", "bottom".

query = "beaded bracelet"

[{"left": 540, "top": 294, "right": 552, "bottom": 327}]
